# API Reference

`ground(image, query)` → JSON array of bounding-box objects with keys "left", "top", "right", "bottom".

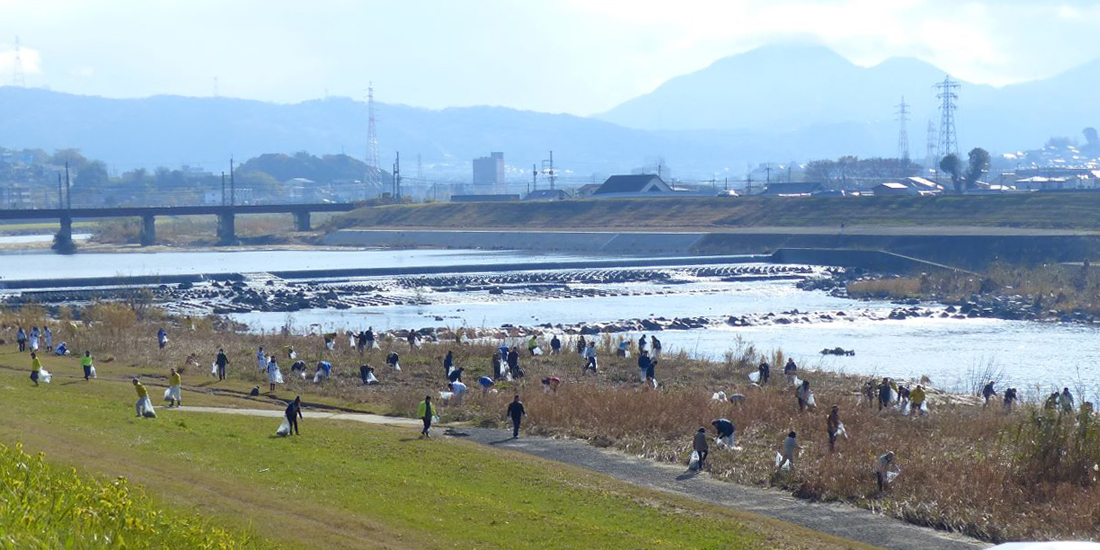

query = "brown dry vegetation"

[
  {"left": 2, "top": 306, "right": 1098, "bottom": 543},
  {"left": 91, "top": 213, "right": 332, "bottom": 246}
]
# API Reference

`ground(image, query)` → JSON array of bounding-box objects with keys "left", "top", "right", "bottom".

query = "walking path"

[{"left": 178, "top": 406, "right": 988, "bottom": 550}]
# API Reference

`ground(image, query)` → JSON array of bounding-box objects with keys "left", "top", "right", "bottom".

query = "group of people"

[
  {"left": 861, "top": 377, "right": 928, "bottom": 416},
  {"left": 15, "top": 326, "right": 54, "bottom": 354}
]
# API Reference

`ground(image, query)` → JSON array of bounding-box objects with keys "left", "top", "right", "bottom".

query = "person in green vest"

[
  {"left": 29, "top": 352, "right": 42, "bottom": 386},
  {"left": 81, "top": 351, "right": 95, "bottom": 381},
  {"left": 417, "top": 395, "right": 436, "bottom": 438}
]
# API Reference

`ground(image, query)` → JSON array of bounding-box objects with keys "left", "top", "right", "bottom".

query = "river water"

[{"left": 1, "top": 245, "right": 1096, "bottom": 398}]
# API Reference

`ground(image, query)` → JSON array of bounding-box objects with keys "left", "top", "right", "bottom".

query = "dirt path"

[{"left": 177, "top": 406, "right": 987, "bottom": 550}]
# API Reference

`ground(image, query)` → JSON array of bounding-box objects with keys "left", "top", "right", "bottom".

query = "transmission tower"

[
  {"left": 895, "top": 96, "right": 910, "bottom": 161},
  {"left": 365, "top": 82, "right": 381, "bottom": 192},
  {"left": 935, "top": 76, "right": 960, "bottom": 159},
  {"left": 925, "top": 119, "right": 937, "bottom": 169},
  {"left": 11, "top": 36, "right": 25, "bottom": 87}
]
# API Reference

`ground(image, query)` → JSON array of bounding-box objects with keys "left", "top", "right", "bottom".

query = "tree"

[
  {"left": 1084, "top": 127, "right": 1098, "bottom": 145},
  {"left": 964, "top": 148, "right": 991, "bottom": 191},
  {"left": 74, "top": 161, "right": 109, "bottom": 190},
  {"left": 939, "top": 154, "right": 963, "bottom": 193}
]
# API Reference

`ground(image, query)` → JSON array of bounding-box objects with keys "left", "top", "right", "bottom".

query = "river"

[{"left": 1, "top": 245, "right": 1096, "bottom": 398}]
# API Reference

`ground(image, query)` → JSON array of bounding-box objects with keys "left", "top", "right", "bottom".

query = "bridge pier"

[
  {"left": 293, "top": 211, "right": 311, "bottom": 231},
  {"left": 217, "top": 212, "right": 237, "bottom": 245},
  {"left": 52, "top": 214, "right": 75, "bottom": 253},
  {"left": 140, "top": 214, "right": 156, "bottom": 246}
]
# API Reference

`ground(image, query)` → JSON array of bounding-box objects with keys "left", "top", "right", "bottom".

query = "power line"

[
  {"left": 895, "top": 96, "right": 910, "bottom": 161},
  {"left": 935, "top": 75, "right": 961, "bottom": 159}
]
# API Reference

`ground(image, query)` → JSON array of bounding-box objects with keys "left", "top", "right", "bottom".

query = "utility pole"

[
  {"left": 549, "top": 150, "right": 556, "bottom": 190},
  {"left": 229, "top": 157, "right": 235, "bottom": 206},
  {"left": 392, "top": 152, "right": 401, "bottom": 200},
  {"left": 765, "top": 166, "right": 772, "bottom": 186},
  {"left": 64, "top": 161, "right": 71, "bottom": 209},
  {"left": 746, "top": 175, "right": 753, "bottom": 195},
  {"left": 925, "top": 119, "right": 938, "bottom": 170},
  {"left": 221, "top": 172, "right": 226, "bottom": 206},
  {"left": 895, "top": 96, "right": 910, "bottom": 161},
  {"left": 532, "top": 164, "right": 538, "bottom": 191},
  {"left": 57, "top": 174, "right": 63, "bottom": 209}
]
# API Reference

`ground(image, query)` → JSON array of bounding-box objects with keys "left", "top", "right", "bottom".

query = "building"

[
  {"left": 760, "top": 182, "right": 826, "bottom": 197},
  {"left": 873, "top": 182, "right": 915, "bottom": 196},
  {"left": 592, "top": 174, "right": 672, "bottom": 197},
  {"left": 472, "top": 152, "right": 505, "bottom": 186},
  {"left": 524, "top": 189, "right": 571, "bottom": 201},
  {"left": 573, "top": 183, "right": 602, "bottom": 198}
]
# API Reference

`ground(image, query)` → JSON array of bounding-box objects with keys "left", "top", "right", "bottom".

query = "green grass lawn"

[{"left": 0, "top": 367, "right": 875, "bottom": 550}]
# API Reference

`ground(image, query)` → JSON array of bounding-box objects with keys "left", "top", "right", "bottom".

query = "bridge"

[{"left": 0, "top": 203, "right": 358, "bottom": 246}]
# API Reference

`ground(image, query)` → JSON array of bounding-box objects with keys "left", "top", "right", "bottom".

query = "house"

[
  {"left": 905, "top": 177, "right": 945, "bottom": 194},
  {"left": 873, "top": 182, "right": 915, "bottom": 196},
  {"left": 760, "top": 182, "right": 826, "bottom": 197},
  {"left": 573, "top": 184, "right": 602, "bottom": 198},
  {"left": 592, "top": 174, "right": 672, "bottom": 197},
  {"left": 524, "top": 189, "right": 571, "bottom": 201}
]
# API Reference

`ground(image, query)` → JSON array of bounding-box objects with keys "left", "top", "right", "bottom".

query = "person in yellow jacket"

[
  {"left": 166, "top": 368, "right": 182, "bottom": 408},
  {"left": 133, "top": 377, "right": 150, "bottom": 417},
  {"left": 909, "top": 385, "right": 927, "bottom": 416},
  {"left": 417, "top": 395, "right": 436, "bottom": 438},
  {"left": 81, "top": 351, "right": 95, "bottom": 381},
  {"left": 30, "top": 352, "right": 42, "bottom": 386}
]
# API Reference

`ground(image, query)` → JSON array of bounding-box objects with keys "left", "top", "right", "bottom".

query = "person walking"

[
  {"left": 583, "top": 341, "right": 598, "bottom": 374},
  {"left": 877, "top": 377, "right": 893, "bottom": 411},
  {"left": 167, "top": 367, "right": 182, "bottom": 408},
  {"left": 826, "top": 406, "right": 841, "bottom": 453},
  {"left": 81, "top": 350, "right": 95, "bottom": 381},
  {"left": 418, "top": 395, "right": 436, "bottom": 438},
  {"left": 157, "top": 327, "right": 168, "bottom": 350},
  {"left": 29, "top": 352, "right": 42, "bottom": 387},
  {"left": 285, "top": 396, "right": 303, "bottom": 436},
  {"left": 29, "top": 326, "right": 40, "bottom": 353},
  {"left": 215, "top": 348, "right": 229, "bottom": 381},
  {"left": 133, "top": 377, "right": 150, "bottom": 417},
  {"left": 506, "top": 394, "right": 526, "bottom": 439},
  {"left": 443, "top": 350, "right": 454, "bottom": 377},
  {"left": 407, "top": 329, "right": 419, "bottom": 350},
  {"left": 43, "top": 326, "right": 53, "bottom": 353},
  {"left": 692, "top": 427, "right": 709, "bottom": 470},
  {"left": 981, "top": 380, "right": 997, "bottom": 406},
  {"left": 16, "top": 327, "right": 26, "bottom": 353},
  {"left": 267, "top": 356, "right": 282, "bottom": 392}
]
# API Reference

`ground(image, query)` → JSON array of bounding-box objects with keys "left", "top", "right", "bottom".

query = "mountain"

[{"left": 598, "top": 44, "right": 1100, "bottom": 153}]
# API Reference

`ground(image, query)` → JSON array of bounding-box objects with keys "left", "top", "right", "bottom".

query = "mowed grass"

[{"left": 0, "top": 368, "right": 873, "bottom": 550}]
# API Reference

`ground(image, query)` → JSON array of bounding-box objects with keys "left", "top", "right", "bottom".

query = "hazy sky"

[{"left": 1, "top": 0, "right": 1097, "bottom": 115}]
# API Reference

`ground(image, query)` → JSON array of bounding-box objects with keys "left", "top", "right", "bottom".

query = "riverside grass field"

[
  {"left": 1, "top": 307, "right": 1099, "bottom": 544},
  {"left": 0, "top": 350, "right": 873, "bottom": 550}
]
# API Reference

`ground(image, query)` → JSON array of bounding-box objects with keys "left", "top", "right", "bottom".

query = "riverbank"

[{"left": 4, "top": 307, "right": 1095, "bottom": 544}]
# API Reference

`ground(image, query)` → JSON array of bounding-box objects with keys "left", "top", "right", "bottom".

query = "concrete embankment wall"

[
  {"left": 324, "top": 229, "right": 705, "bottom": 255},
  {"left": 769, "top": 248, "right": 971, "bottom": 274}
]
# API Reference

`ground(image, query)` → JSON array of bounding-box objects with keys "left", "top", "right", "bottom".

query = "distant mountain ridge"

[{"left": 0, "top": 44, "right": 1096, "bottom": 179}]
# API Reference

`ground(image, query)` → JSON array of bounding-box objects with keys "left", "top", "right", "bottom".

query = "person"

[
  {"left": 314, "top": 361, "right": 333, "bottom": 382},
  {"left": 356, "top": 331, "right": 367, "bottom": 354},
  {"left": 877, "top": 377, "right": 893, "bottom": 411},
  {"left": 550, "top": 334, "right": 561, "bottom": 355},
  {"left": 783, "top": 358, "right": 800, "bottom": 380},
  {"left": 450, "top": 380, "right": 467, "bottom": 403},
  {"left": 1044, "top": 391, "right": 1061, "bottom": 410},
  {"left": 897, "top": 385, "right": 911, "bottom": 410},
  {"left": 637, "top": 351, "right": 652, "bottom": 384},
  {"left": 418, "top": 395, "right": 435, "bottom": 438},
  {"left": 256, "top": 347, "right": 267, "bottom": 371},
  {"left": 29, "top": 326, "right": 39, "bottom": 352},
  {"left": 386, "top": 351, "right": 400, "bottom": 371},
  {"left": 874, "top": 451, "right": 897, "bottom": 493},
  {"left": 360, "top": 365, "right": 379, "bottom": 385},
  {"left": 712, "top": 418, "right": 735, "bottom": 449},
  {"left": 447, "top": 366, "right": 465, "bottom": 384},
  {"left": 638, "top": 334, "right": 648, "bottom": 355},
  {"left": 16, "top": 326, "right": 26, "bottom": 353},
  {"left": 644, "top": 353, "right": 657, "bottom": 390},
  {"left": 285, "top": 396, "right": 303, "bottom": 436},
  {"left": 826, "top": 406, "right": 841, "bottom": 452},
  {"left": 214, "top": 348, "right": 229, "bottom": 381},
  {"left": 54, "top": 342, "right": 68, "bottom": 356},
  {"left": 286, "top": 346, "right": 297, "bottom": 360},
  {"left": 157, "top": 327, "right": 168, "bottom": 350},
  {"left": 527, "top": 335, "right": 538, "bottom": 356},
  {"left": 1001, "top": 387, "right": 1017, "bottom": 412},
  {"left": 863, "top": 380, "right": 876, "bottom": 408},
  {"left": 167, "top": 367, "right": 182, "bottom": 408},
  {"left": 796, "top": 380, "right": 813, "bottom": 411},
  {"left": 479, "top": 375, "right": 495, "bottom": 392},
  {"left": 43, "top": 326, "right": 53, "bottom": 353},
  {"left": 617, "top": 339, "right": 630, "bottom": 357},
  {"left": 347, "top": 331, "right": 356, "bottom": 350},
  {"left": 981, "top": 380, "right": 997, "bottom": 406},
  {"left": 777, "top": 431, "right": 801, "bottom": 472},
  {"left": 491, "top": 350, "right": 503, "bottom": 380},
  {"left": 506, "top": 395, "right": 526, "bottom": 438},
  {"left": 651, "top": 336, "right": 662, "bottom": 360},
  {"left": 507, "top": 347, "right": 522, "bottom": 379},
  {"left": 758, "top": 361, "right": 770, "bottom": 385},
  {"left": 576, "top": 336, "right": 586, "bottom": 357},
  {"left": 29, "top": 352, "right": 42, "bottom": 387},
  {"left": 692, "top": 427, "right": 709, "bottom": 470},
  {"left": 1059, "top": 387, "right": 1076, "bottom": 413},
  {"left": 443, "top": 350, "right": 455, "bottom": 376},
  {"left": 267, "top": 356, "right": 281, "bottom": 392},
  {"left": 407, "top": 329, "right": 419, "bottom": 350},
  {"left": 133, "top": 377, "right": 150, "bottom": 417},
  {"left": 291, "top": 360, "right": 307, "bottom": 377},
  {"left": 541, "top": 376, "right": 561, "bottom": 393},
  {"left": 910, "top": 384, "right": 927, "bottom": 415},
  {"left": 323, "top": 333, "right": 335, "bottom": 351},
  {"left": 583, "top": 341, "right": 598, "bottom": 374},
  {"left": 365, "top": 327, "right": 375, "bottom": 349},
  {"left": 81, "top": 350, "right": 95, "bottom": 381}
]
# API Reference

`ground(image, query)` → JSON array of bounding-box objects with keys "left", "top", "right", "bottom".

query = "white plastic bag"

[
  {"left": 711, "top": 391, "right": 727, "bottom": 401},
  {"left": 775, "top": 452, "right": 791, "bottom": 470},
  {"left": 140, "top": 397, "right": 157, "bottom": 418},
  {"left": 89, "top": 366, "right": 97, "bottom": 379},
  {"left": 276, "top": 417, "right": 291, "bottom": 437},
  {"left": 887, "top": 471, "right": 900, "bottom": 483},
  {"left": 164, "top": 388, "right": 173, "bottom": 401},
  {"left": 836, "top": 423, "right": 849, "bottom": 440},
  {"left": 393, "top": 362, "right": 401, "bottom": 372},
  {"left": 688, "top": 450, "right": 700, "bottom": 470},
  {"left": 40, "top": 369, "right": 51, "bottom": 384},
  {"left": 533, "top": 347, "right": 543, "bottom": 356},
  {"left": 211, "top": 362, "right": 218, "bottom": 376},
  {"left": 806, "top": 393, "right": 816, "bottom": 408},
  {"left": 312, "top": 371, "right": 323, "bottom": 384},
  {"left": 748, "top": 371, "right": 761, "bottom": 383}
]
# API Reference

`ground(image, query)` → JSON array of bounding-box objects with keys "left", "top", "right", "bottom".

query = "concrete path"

[{"left": 178, "top": 406, "right": 988, "bottom": 550}]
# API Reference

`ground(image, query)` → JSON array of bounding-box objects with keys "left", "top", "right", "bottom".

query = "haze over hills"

[{"left": 0, "top": 44, "right": 1097, "bottom": 180}]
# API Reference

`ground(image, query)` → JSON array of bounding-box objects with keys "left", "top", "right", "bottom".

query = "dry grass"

[
  {"left": 2, "top": 306, "right": 1097, "bottom": 543},
  {"left": 846, "top": 278, "right": 923, "bottom": 299}
]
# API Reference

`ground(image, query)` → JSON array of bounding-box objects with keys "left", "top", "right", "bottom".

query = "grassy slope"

[
  {"left": 329, "top": 194, "right": 1100, "bottom": 231},
  {"left": 0, "top": 363, "right": 874, "bottom": 550}
]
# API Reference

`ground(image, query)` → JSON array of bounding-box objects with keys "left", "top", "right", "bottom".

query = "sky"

[{"left": 0, "top": 0, "right": 1098, "bottom": 115}]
